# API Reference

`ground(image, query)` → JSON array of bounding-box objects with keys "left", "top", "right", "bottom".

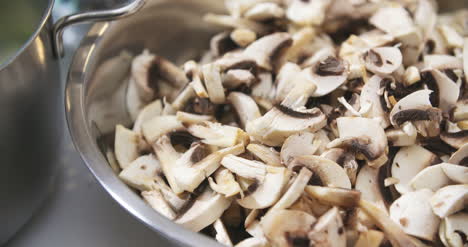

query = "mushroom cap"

[
  {"left": 280, "top": 132, "right": 320, "bottom": 165},
  {"left": 389, "top": 189, "right": 440, "bottom": 241},
  {"left": 243, "top": 32, "right": 292, "bottom": 71},
  {"left": 389, "top": 89, "right": 438, "bottom": 126},
  {"left": 363, "top": 47, "right": 403, "bottom": 75},
  {"left": 441, "top": 163, "right": 468, "bottom": 184},
  {"left": 304, "top": 56, "right": 349, "bottom": 97},
  {"left": 443, "top": 213, "right": 468, "bottom": 247},
  {"left": 409, "top": 164, "right": 452, "bottom": 192},
  {"left": 430, "top": 184, "right": 468, "bottom": 218}
]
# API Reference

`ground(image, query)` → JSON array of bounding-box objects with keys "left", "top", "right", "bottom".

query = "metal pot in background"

[{"left": 0, "top": 0, "right": 144, "bottom": 244}]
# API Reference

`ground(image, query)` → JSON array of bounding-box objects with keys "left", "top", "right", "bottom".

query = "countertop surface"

[{"left": 6, "top": 2, "right": 175, "bottom": 246}]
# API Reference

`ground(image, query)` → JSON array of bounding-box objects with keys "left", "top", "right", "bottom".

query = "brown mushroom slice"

[
  {"left": 222, "top": 70, "right": 256, "bottom": 89},
  {"left": 228, "top": 92, "right": 261, "bottom": 128},
  {"left": 208, "top": 168, "right": 242, "bottom": 197},
  {"left": 244, "top": 2, "right": 284, "bottom": 21},
  {"left": 261, "top": 209, "right": 316, "bottom": 247},
  {"left": 409, "top": 164, "right": 451, "bottom": 192},
  {"left": 363, "top": 47, "right": 402, "bottom": 75},
  {"left": 202, "top": 63, "right": 226, "bottom": 104},
  {"left": 142, "top": 115, "right": 184, "bottom": 144},
  {"left": 246, "top": 143, "right": 282, "bottom": 167},
  {"left": 423, "top": 55, "right": 463, "bottom": 70},
  {"left": 230, "top": 29, "right": 257, "bottom": 47},
  {"left": 237, "top": 166, "right": 290, "bottom": 209},
  {"left": 246, "top": 106, "right": 326, "bottom": 146},
  {"left": 132, "top": 99, "right": 163, "bottom": 134},
  {"left": 272, "top": 167, "right": 312, "bottom": 210},
  {"left": 308, "top": 207, "right": 346, "bottom": 247},
  {"left": 243, "top": 32, "right": 292, "bottom": 71},
  {"left": 429, "top": 69, "right": 460, "bottom": 113},
  {"left": 358, "top": 200, "right": 427, "bottom": 247},
  {"left": 187, "top": 121, "right": 248, "bottom": 148},
  {"left": 289, "top": 155, "right": 352, "bottom": 189},
  {"left": 430, "top": 185, "right": 468, "bottom": 218},
  {"left": 304, "top": 56, "right": 348, "bottom": 97},
  {"left": 115, "top": 125, "right": 141, "bottom": 169},
  {"left": 391, "top": 145, "right": 439, "bottom": 194},
  {"left": 355, "top": 165, "right": 387, "bottom": 211},
  {"left": 280, "top": 132, "right": 320, "bottom": 166},
  {"left": 441, "top": 163, "right": 468, "bottom": 184},
  {"left": 142, "top": 189, "right": 177, "bottom": 220},
  {"left": 175, "top": 111, "right": 213, "bottom": 125},
  {"left": 448, "top": 143, "right": 468, "bottom": 165},
  {"left": 118, "top": 154, "right": 161, "bottom": 191},
  {"left": 175, "top": 187, "right": 232, "bottom": 232},
  {"left": 443, "top": 213, "right": 468, "bottom": 247},
  {"left": 331, "top": 117, "right": 388, "bottom": 168},
  {"left": 203, "top": 14, "right": 270, "bottom": 35},
  {"left": 153, "top": 135, "right": 183, "bottom": 194},
  {"left": 214, "top": 219, "right": 233, "bottom": 246},
  {"left": 286, "top": 0, "right": 332, "bottom": 26},
  {"left": 389, "top": 189, "right": 440, "bottom": 241},
  {"left": 305, "top": 186, "right": 361, "bottom": 208},
  {"left": 360, "top": 75, "right": 390, "bottom": 128}
]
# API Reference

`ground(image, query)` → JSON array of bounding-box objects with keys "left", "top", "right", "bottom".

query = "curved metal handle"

[{"left": 52, "top": 0, "right": 146, "bottom": 58}]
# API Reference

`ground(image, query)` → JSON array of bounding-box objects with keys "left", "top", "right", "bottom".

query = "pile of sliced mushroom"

[{"left": 110, "top": 0, "right": 468, "bottom": 246}]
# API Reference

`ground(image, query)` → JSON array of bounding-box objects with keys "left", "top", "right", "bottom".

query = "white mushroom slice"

[
  {"left": 464, "top": 38, "right": 468, "bottom": 79},
  {"left": 106, "top": 150, "right": 120, "bottom": 174},
  {"left": 355, "top": 165, "right": 386, "bottom": 211},
  {"left": 244, "top": 3, "right": 285, "bottom": 21},
  {"left": 403, "top": 66, "right": 421, "bottom": 86},
  {"left": 441, "top": 163, "right": 468, "bottom": 184},
  {"left": 131, "top": 50, "right": 157, "bottom": 102},
  {"left": 281, "top": 132, "right": 320, "bottom": 165},
  {"left": 282, "top": 27, "right": 316, "bottom": 64},
  {"left": 235, "top": 237, "right": 268, "bottom": 247},
  {"left": 228, "top": 92, "right": 261, "bottom": 128},
  {"left": 132, "top": 99, "right": 163, "bottom": 134},
  {"left": 202, "top": 63, "right": 225, "bottom": 104},
  {"left": 440, "top": 129, "right": 468, "bottom": 149},
  {"left": 187, "top": 122, "right": 247, "bottom": 148},
  {"left": 286, "top": 0, "right": 332, "bottom": 26},
  {"left": 221, "top": 155, "right": 267, "bottom": 181},
  {"left": 261, "top": 209, "right": 316, "bottom": 247},
  {"left": 452, "top": 100, "right": 468, "bottom": 122},
  {"left": 175, "top": 187, "right": 232, "bottom": 232},
  {"left": 142, "top": 189, "right": 176, "bottom": 220},
  {"left": 184, "top": 60, "right": 208, "bottom": 98},
  {"left": 391, "top": 145, "right": 439, "bottom": 194},
  {"left": 443, "top": 213, "right": 468, "bottom": 247},
  {"left": 289, "top": 155, "right": 351, "bottom": 189},
  {"left": 210, "top": 32, "right": 237, "bottom": 58},
  {"left": 222, "top": 70, "right": 256, "bottom": 89},
  {"left": 224, "top": 0, "right": 279, "bottom": 17},
  {"left": 363, "top": 47, "right": 402, "bottom": 75},
  {"left": 214, "top": 219, "right": 233, "bottom": 246},
  {"left": 153, "top": 135, "right": 183, "bottom": 194},
  {"left": 439, "top": 25, "right": 464, "bottom": 49},
  {"left": 175, "top": 111, "right": 213, "bottom": 125},
  {"left": 359, "top": 200, "right": 426, "bottom": 247},
  {"left": 279, "top": 74, "right": 317, "bottom": 108},
  {"left": 208, "top": 168, "right": 242, "bottom": 197},
  {"left": 308, "top": 207, "right": 346, "bottom": 247},
  {"left": 272, "top": 167, "right": 312, "bottom": 210},
  {"left": 332, "top": 117, "right": 388, "bottom": 167},
  {"left": 354, "top": 230, "right": 384, "bottom": 247},
  {"left": 237, "top": 166, "right": 290, "bottom": 209},
  {"left": 414, "top": 0, "right": 437, "bottom": 39},
  {"left": 360, "top": 75, "right": 390, "bottom": 128},
  {"left": 321, "top": 149, "right": 358, "bottom": 185},
  {"left": 386, "top": 125, "right": 418, "bottom": 147},
  {"left": 244, "top": 32, "right": 292, "bottom": 71},
  {"left": 142, "top": 115, "right": 184, "bottom": 143},
  {"left": 230, "top": 29, "right": 257, "bottom": 47},
  {"left": 423, "top": 55, "right": 463, "bottom": 70},
  {"left": 275, "top": 62, "right": 302, "bottom": 102},
  {"left": 389, "top": 189, "right": 440, "bottom": 241},
  {"left": 171, "top": 85, "right": 196, "bottom": 112},
  {"left": 155, "top": 181, "right": 191, "bottom": 213},
  {"left": 304, "top": 56, "right": 348, "bottom": 97},
  {"left": 203, "top": 14, "right": 270, "bottom": 35},
  {"left": 246, "top": 106, "right": 326, "bottom": 146},
  {"left": 118, "top": 154, "right": 161, "bottom": 191},
  {"left": 430, "top": 185, "right": 468, "bottom": 218},
  {"left": 115, "top": 125, "right": 140, "bottom": 169},
  {"left": 126, "top": 78, "right": 146, "bottom": 121},
  {"left": 305, "top": 186, "right": 361, "bottom": 208},
  {"left": 448, "top": 143, "right": 468, "bottom": 165},
  {"left": 409, "top": 164, "right": 451, "bottom": 192},
  {"left": 246, "top": 143, "right": 282, "bottom": 167},
  {"left": 430, "top": 69, "right": 460, "bottom": 113}
]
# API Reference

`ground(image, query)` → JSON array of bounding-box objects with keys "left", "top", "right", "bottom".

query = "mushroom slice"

[
  {"left": 286, "top": 0, "right": 332, "bottom": 26},
  {"left": 171, "top": 84, "right": 196, "bottom": 112},
  {"left": 208, "top": 168, "right": 242, "bottom": 197},
  {"left": 236, "top": 166, "right": 290, "bottom": 209},
  {"left": 305, "top": 186, "right": 361, "bottom": 208},
  {"left": 126, "top": 77, "right": 146, "bottom": 121},
  {"left": 261, "top": 209, "right": 316, "bottom": 247},
  {"left": 391, "top": 145, "right": 439, "bottom": 194},
  {"left": 243, "top": 32, "right": 293, "bottom": 71},
  {"left": 331, "top": 117, "right": 388, "bottom": 168},
  {"left": 141, "top": 189, "right": 177, "bottom": 220},
  {"left": 170, "top": 143, "right": 207, "bottom": 192},
  {"left": 235, "top": 237, "right": 268, "bottom": 247},
  {"left": 228, "top": 92, "right": 261, "bottom": 128},
  {"left": 221, "top": 154, "right": 267, "bottom": 181},
  {"left": 452, "top": 100, "right": 468, "bottom": 122},
  {"left": 464, "top": 38, "right": 468, "bottom": 79},
  {"left": 440, "top": 129, "right": 468, "bottom": 149},
  {"left": 214, "top": 219, "right": 233, "bottom": 246},
  {"left": 403, "top": 66, "right": 421, "bottom": 87},
  {"left": 175, "top": 111, "right": 213, "bottom": 125},
  {"left": 439, "top": 25, "right": 464, "bottom": 49},
  {"left": 153, "top": 135, "right": 183, "bottom": 194},
  {"left": 210, "top": 32, "right": 238, "bottom": 58},
  {"left": 142, "top": 115, "right": 184, "bottom": 144},
  {"left": 115, "top": 125, "right": 141, "bottom": 169},
  {"left": 354, "top": 230, "right": 384, "bottom": 247},
  {"left": 187, "top": 121, "right": 248, "bottom": 148},
  {"left": 215, "top": 55, "right": 257, "bottom": 73},
  {"left": 443, "top": 213, "right": 468, "bottom": 247},
  {"left": 184, "top": 60, "right": 208, "bottom": 98},
  {"left": 409, "top": 164, "right": 451, "bottom": 192},
  {"left": 355, "top": 165, "right": 387, "bottom": 211},
  {"left": 430, "top": 185, "right": 468, "bottom": 218},
  {"left": 246, "top": 143, "right": 282, "bottom": 167},
  {"left": 386, "top": 123, "right": 418, "bottom": 147},
  {"left": 201, "top": 63, "right": 225, "bottom": 104},
  {"left": 389, "top": 189, "right": 440, "bottom": 241},
  {"left": 175, "top": 187, "right": 232, "bottom": 232},
  {"left": 321, "top": 148, "right": 358, "bottom": 185},
  {"left": 360, "top": 75, "right": 390, "bottom": 128},
  {"left": 272, "top": 167, "right": 312, "bottom": 210},
  {"left": 423, "top": 55, "right": 463, "bottom": 70},
  {"left": 363, "top": 47, "right": 402, "bottom": 75},
  {"left": 244, "top": 3, "right": 285, "bottom": 21},
  {"left": 118, "top": 154, "right": 161, "bottom": 191},
  {"left": 132, "top": 99, "right": 163, "bottom": 134},
  {"left": 246, "top": 106, "right": 326, "bottom": 146},
  {"left": 358, "top": 200, "right": 426, "bottom": 247},
  {"left": 275, "top": 62, "right": 302, "bottom": 102},
  {"left": 304, "top": 56, "right": 348, "bottom": 97},
  {"left": 429, "top": 69, "right": 460, "bottom": 113},
  {"left": 289, "top": 155, "right": 352, "bottom": 189},
  {"left": 281, "top": 132, "right": 320, "bottom": 166},
  {"left": 230, "top": 29, "right": 257, "bottom": 47},
  {"left": 222, "top": 69, "right": 256, "bottom": 89},
  {"left": 203, "top": 14, "right": 270, "bottom": 35},
  {"left": 308, "top": 207, "right": 346, "bottom": 247},
  {"left": 441, "top": 163, "right": 468, "bottom": 184},
  {"left": 448, "top": 143, "right": 468, "bottom": 165},
  {"left": 279, "top": 74, "right": 317, "bottom": 108}
]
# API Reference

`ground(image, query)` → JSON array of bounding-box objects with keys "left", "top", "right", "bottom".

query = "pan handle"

[{"left": 52, "top": 0, "right": 145, "bottom": 58}]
